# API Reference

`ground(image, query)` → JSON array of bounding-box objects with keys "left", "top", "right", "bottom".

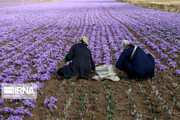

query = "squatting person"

[
  {"left": 116, "top": 40, "right": 155, "bottom": 79},
  {"left": 57, "top": 36, "right": 95, "bottom": 80}
]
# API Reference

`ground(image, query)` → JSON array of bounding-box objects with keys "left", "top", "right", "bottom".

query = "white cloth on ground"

[{"left": 92, "top": 65, "right": 120, "bottom": 81}]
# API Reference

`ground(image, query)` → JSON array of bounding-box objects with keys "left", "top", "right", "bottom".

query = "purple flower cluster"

[
  {"left": 6, "top": 115, "right": 23, "bottom": 120},
  {"left": 0, "top": 99, "right": 4, "bottom": 105},
  {"left": 23, "top": 99, "right": 36, "bottom": 111},
  {"left": 0, "top": 106, "right": 33, "bottom": 117},
  {"left": 13, "top": 107, "right": 33, "bottom": 116},
  {"left": 44, "top": 97, "right": 58, "bottom": 110}
]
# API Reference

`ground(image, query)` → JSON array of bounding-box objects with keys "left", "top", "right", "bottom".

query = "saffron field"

[{"left": 0, "top": 0, "right": 179, "bottom": 119}]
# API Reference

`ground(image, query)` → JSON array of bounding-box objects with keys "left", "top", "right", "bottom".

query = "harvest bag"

[
  {"left": 130, "top": 45, "right": 138, "bottom": 60},
  {"left": 92, "top": 65, "right": 120, "bottom": 81}
]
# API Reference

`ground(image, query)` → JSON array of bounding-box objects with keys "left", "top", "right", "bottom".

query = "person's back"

[
  {"left": 57, "top": 36, "right": 95, "bottom": 80},
  {"left": 73, "top": 44, "right": 92, "bottom": 64},
  {"left": 68, "top": 43, "right": 94, "bottom": 78},
  {"left": 131, "top": 47, "right": 154, "bottom": 78}
]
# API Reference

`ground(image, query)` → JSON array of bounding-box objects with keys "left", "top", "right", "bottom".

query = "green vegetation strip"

[
  {"left": 63, "top": 82, "right": 76, "bottom": 119},
  {"left": 76, "top": 88, "right": 88, "bottom": 120},
  {"left": 105, "top": 80, "right": 116, "bottom": 120}
]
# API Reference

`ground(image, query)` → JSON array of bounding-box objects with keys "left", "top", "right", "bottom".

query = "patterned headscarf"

[
  {"left": 121, "top": 40, "right": 131, "bottom": 50},
  {"left": 78, "top": 36, "right": 89, "bottom": 46}
]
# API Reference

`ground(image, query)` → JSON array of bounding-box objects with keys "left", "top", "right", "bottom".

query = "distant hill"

[{"left": 116, "top": 0, "right": 180, "bottom": 13}]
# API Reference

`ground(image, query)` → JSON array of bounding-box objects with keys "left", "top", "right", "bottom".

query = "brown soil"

[
  {"left": 1, "top": 62, "right": 179, "bottom": 120},
  {"left": 116, "top": 0, "right": 180, "bottom": 13},
  {"left": 14, "top": 63, "right": 178, "bottom": 120}
]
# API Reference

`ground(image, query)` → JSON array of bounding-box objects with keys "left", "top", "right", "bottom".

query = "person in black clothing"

[
  {"left": 57, "top": 36, "right": 95, "bottom": 80},
  {"left": 116, "top": 40, "right": 155, "bottom": 79}
]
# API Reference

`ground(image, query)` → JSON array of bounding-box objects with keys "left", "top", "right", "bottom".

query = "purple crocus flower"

[
  {"left": 0, "top": 99, "right": 4, "bottom": 105},
  {"left": 176, "top": 70, "right": 180, "bottom": 76},
  {"left": 0, "top": 115, "right": 3, "bottom": 120},
  {"left": 49, "top": 97, "right": 58, "bottom": 104},
  {"left": 44, "top": 99, "right": 50, "bottom": 107},
  {"left": 107, "top": 106, "right": 110, "bottom": 111}
]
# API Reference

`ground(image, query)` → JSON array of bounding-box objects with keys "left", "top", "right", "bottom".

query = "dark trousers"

[
  {"left": 57, "top": 67, "right": 72, "bottom": 79},
  {"left": 57, "top": 68, "right": 64, "bottom": 76}
]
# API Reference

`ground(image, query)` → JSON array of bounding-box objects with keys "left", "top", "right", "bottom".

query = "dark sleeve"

[
  {"left": 115, "top": 48, "right": 133, "bottom": 70},
  {"left": 65, "top": 45, "right": 75, "bottom": 61},
  {"left": 89, "top": 51, "right": 95, "bottom": 70}
]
